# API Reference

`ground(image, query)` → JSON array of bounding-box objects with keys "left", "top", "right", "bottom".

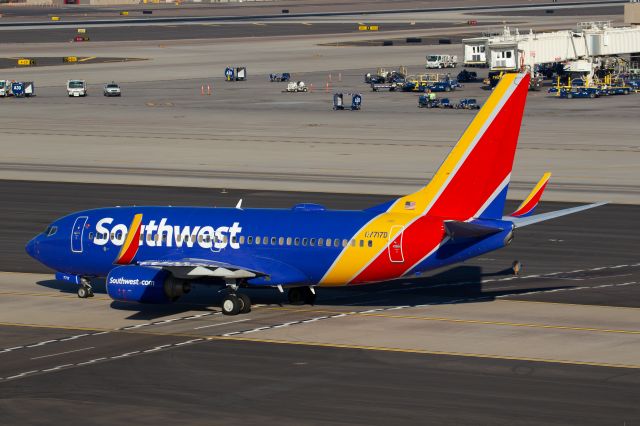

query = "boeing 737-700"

[{"left": 25, "top": 73, "right": 605, "bottom": 315}]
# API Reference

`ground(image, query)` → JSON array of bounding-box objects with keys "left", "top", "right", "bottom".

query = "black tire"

[
  {"left": 567, "top": 93, "right": 573, "bottom": 99},
  {"left": 303, "top": 288, "right": 317, "bottom": 305},
  {"left": 222, "top": 294, "right": 241, "bottom": 315},
  {"left": 77, "top": 286, "right": 89, "bottom": 298},
  {"left": 624, "top": 90, "right": 629, "bottom": 95},
  {"left": 288, "top": 287, "right": 305, "bottom": 305},
  {"left": 238, "top": 293, "right": 251, "bottom": 314},
  {"left": 445, "top": 86, "right": 451, "bottom": 92},
  {"left": 589, "top": 93, "right": 595, "bottom": 99}
]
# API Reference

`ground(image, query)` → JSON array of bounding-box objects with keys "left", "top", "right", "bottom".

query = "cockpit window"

[{"left": 44, "top": 226, "right": 58, "bottom": 237}]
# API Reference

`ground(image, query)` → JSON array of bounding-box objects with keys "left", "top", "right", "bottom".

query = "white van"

[{"left": 67, "top": 80, "right": 87, "bottom": 97}]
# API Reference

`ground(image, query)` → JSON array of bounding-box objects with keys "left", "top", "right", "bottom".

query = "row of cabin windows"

[{"left": 90, "top": 232, "right": 375, "bottom": 248}]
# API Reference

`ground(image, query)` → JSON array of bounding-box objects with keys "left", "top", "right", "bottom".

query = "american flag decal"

[{"left": 404, "top": 201, "right": 416, "bottom": 210}]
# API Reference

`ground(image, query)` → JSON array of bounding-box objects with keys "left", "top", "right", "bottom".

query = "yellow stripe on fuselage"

[{"left": 319, "top": 73, "right": 519, "bottom": 286}]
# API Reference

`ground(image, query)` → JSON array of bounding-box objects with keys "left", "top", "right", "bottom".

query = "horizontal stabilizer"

[
  {"left": 444, "top": 220, "right": 504, "bottom": 239},
  {"left": 505, "top": 202, "right": 607, "bottom": 228}
]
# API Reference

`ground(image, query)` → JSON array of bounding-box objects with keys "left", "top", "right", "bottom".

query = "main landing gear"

[
  {"left": 77, "top": 277, "right": 94, "bottom": 299},
  {"left": 287, "top": 286, "right": 316, "bottom": 306},
  {"left": 221, "top": 282, "right": 252, "bottom": 316}
]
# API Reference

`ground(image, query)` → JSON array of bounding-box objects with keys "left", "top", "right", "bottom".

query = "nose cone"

[{"left": 25, "top": 237, "right": 39, "bottom": 260}]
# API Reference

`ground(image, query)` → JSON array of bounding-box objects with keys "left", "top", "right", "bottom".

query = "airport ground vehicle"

[
  {"left": 26, "top": 74, "right": 605, "bottom": 315},
  {"left": 225, "top": 67, "right": 247, "bottom": 81},
  {"left": 457, "top": 69, "right": 480, "bottom": 83},
  {"left": 67, "top": 80, "right": 87, "bottom": 97},
  {"left": 286, "top": 81, "right": 307, "bottom": 92},
  {"left": 333, "top": 93, "right": 362, "bottom": 110},
  {"left": 558, "top": 87, "right": 602, "bottom": 98},
  {"left": 456, "top": 98, "right": 480, "bottom": 109},
  {"left": 0, "top": 80, "right": 10, "bottom": 97},
  {"left": 11, "top": 82, "right": 25, "bottom": 97},
  {"left": 103, "top": 82, "right": 121, "bottom": 97},
  {"left": 270, "top": 73, "right": 290, "bottom": 82},
  {"left": 425, "top": 54, "right": 457, "bottom": 69},
  {"left": 427, "top": 81, "right": 458, "bottom": 92},
  {"left": 370, "top": 82, "right": 402, "bottom": 91},
  {"left": 418, "top": 93, "right": 438, "bottom": 108}
]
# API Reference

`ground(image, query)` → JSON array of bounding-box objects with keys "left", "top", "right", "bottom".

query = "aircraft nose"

[{"left": 25, "top": 237, "right": 39, "bottom": 259}]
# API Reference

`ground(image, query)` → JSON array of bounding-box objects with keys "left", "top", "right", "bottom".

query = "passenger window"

[
  {"left": 334, "top": 238, "right": 340, "bottom": 247},
  {"left": 294, "top": 237, "right": 300, "bottom": 246},
  {"left": 232, "top": 236, "right": 237, "bottom": 244},
  {"left": 248, "top": 236, "right": 253, "bottom": 245},
  {"left": 350, "top": 239, "right": 356, "bottom": 247},
  {"left": 255, "top": 236, "right": 261, "bottom": 244},
  {"left": 263, "top": 236, "right": 268, "bottom": 245},
  {"left": 318, "top": 238, "right": 324, "bottom": 247},
  {"left": 342, "top": 239, "right": 348, "bottom": 247},
  {"left": 88, "top": 232, "right": 94, "bottom": 240},
  {"left": 271, "top": 237, "right": 276, "bottom": 245},
  {"left": 302, "top": 238, "right": 308, "bottom": 246},
  {"left": 368, "top": 240, "right": 373, "bottom": 247},
  {"left": 359, "top": 240, "right": 364, "bottom": 247},
  {"left": 310, "top": 238, "right": 316, "bottom": 246},
  {"left": 286, "top": 237, "right": 292, "bottom": 246},
  {"left": 176, "top": 235, "right": 182, "bottom": 243},
  {"left": 239, "top": 236, "right": 245, "bottom": 244},
  {"left": 278, "top": 237, "right": 284, "bottom": 246}
]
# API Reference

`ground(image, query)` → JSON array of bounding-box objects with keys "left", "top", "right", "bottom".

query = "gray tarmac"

[{"left": 0, "top": 4, "right": 639, "bottom": 423}]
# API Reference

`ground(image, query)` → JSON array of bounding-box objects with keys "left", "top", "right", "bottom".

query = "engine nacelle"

[{"left": 106, "top": 265, "right": 191, "bottom": 303}]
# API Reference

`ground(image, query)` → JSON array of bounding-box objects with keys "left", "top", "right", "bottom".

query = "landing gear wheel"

[
  {"left": 78, "top": 278, "right": 93, "bottom": 299},
  {"left": 237, "top": 293, "right": 252, "bottom": 314},
  {"left": 77, "top": 286, "right": 89, "bottom": 298},
  {"left": 512, "top": 260, "right": 522, "bottom": 276},
  {"left": 222, "top": 294, "right": 241, "bottom": 316},
  {"left": 288, "top": 287, "right": 316, "bottom": 306}
]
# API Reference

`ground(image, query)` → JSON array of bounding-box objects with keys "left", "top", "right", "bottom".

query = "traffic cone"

[
  {"left": 207, "top": 84, "right": 211, "bottom": 95},
  {"left": 201, "top": 85, "right": 204, "bottom": 96}
]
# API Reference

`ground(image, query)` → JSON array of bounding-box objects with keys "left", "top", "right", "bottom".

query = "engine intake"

[{"left": 106, "top": 265, "right": 190, "bottom": 303}]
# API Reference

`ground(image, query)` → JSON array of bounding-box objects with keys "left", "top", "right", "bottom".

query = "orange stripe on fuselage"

[{"left": 115, "top": 213, "right": 143, "bottom": 265}]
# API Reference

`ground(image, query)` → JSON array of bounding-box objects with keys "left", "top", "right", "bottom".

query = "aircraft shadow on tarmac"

[{"left": 36, "top": 265, "right": 570, "bottom": 319}]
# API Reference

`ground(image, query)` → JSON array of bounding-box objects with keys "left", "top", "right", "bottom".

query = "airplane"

[{"left": 25, "top": 73, "right": 605, "bottom": 315}]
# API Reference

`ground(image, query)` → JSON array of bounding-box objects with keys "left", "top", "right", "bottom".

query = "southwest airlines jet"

[{"left": 25, "top": 73, "right": 604, "bottom": 315}]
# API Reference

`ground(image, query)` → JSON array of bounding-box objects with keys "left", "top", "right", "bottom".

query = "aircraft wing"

[
  {"left": 138, "top": 258, "right": 265, "bottom": 279},
  {"left": 138, "top": 256, "right": 311, "bottom": 285},
  {"left": 504, "top": 202, "right": 607, "bottom": 228}
]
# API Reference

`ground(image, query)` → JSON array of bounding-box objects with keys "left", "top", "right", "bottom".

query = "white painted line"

[
  {"left": 60, "top": 334, "right": 89, "bottom": 341},
  {"left": 31, "top": 346, "right": 95, "bottom": 360},
  {"left": 77, "top": 357, "right": 107, "bottom": 365},
  {"left": 110, "top": 350, "right": 140, "bottom": 359},
  {"left": 242, "top": 327, "right": 270, "bottom": 334},
  {"left": 6, "top": 370, "right": 38, "bottom": 380},
  {"left": 193, "top": 318, "right": 251, "bottom": 330},
  {"left": 42, "top": 363, "right": 73, "bottom": 372},
  {"left": 143, "top": 344, "right": 171, "bottom": 353},
  {"left": 26, "top": 340, "right": 57, "bottom": 348},
  {"left": 174, "top": 339, "right": 204, "bottom": 346},
  {"left": 92, "top": 331, "right": 110, "bottom": 336}
]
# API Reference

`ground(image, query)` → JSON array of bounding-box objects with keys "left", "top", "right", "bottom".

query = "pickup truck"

[{"left": 67, "top": 80, "right": 87, "bottom": 97}]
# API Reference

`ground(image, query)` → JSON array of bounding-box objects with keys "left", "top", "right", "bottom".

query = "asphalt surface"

[
  {"left": 0, "top": 338, "right": 638, "bottom": 425},
  {"left": 1, "top": 181, "right": 639, "bottom": 424},
  {"left": 0, "top": 21, "right": 462, "bottom": 44}
]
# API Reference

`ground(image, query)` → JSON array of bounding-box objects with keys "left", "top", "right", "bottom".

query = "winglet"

[
  {"left": 235, "top": 199, "right": 243, "bottom": 210},
  {"left": 510, "top": 172, "right": 551, "bottom": 218},
  {"left": 114, "top": 214, "right": 143, "bottom": 265}
]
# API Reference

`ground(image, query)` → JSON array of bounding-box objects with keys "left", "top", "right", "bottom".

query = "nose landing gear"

[{"left": 77, "top": 277, "right": 94, "bottom": 298}]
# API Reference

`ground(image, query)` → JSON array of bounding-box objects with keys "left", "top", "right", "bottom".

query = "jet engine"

[{"left": 106, "top": 265, "right": 191, "bottom": 303}]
